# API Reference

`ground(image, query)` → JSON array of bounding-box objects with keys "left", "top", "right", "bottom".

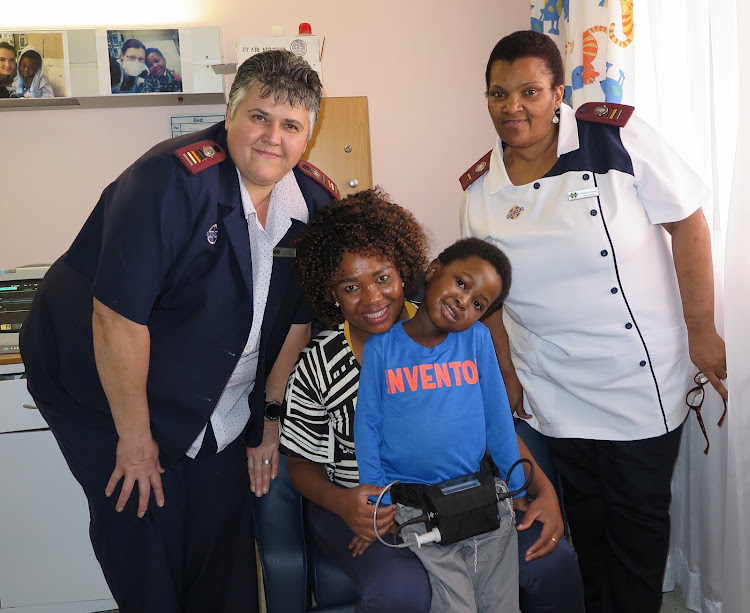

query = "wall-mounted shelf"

[
  {"left": 0, "top": 26, "right": 224, "bottom": 112},
  {"left": 1, "top": 92, "right": 226, "bottom": 111}
]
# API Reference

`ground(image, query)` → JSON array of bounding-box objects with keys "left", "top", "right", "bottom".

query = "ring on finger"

[
  {"left": 262, "top": 459, "right": 271, "bottom": 465},
  {"left": 551, "top": 537, "right": 558, "bottom": 544}
]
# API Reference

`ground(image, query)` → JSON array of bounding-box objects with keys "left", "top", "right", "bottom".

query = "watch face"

[{"left": 265, "top": 401, "right": 282, "bottom": 420}]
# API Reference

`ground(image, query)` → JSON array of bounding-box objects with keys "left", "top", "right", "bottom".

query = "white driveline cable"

[{"left": 372, "top": 481, "right": 413, "bottom": 549}]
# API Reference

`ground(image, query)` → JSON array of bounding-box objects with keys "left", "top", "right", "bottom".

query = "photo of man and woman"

[{"left": 107, "top": 29, "right": 182, "bottom": 94}]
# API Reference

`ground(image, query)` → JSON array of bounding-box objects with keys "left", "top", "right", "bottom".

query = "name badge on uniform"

[
  {"left": 568, "top": 187, "right": 600, "bottom": 201},
  {"left": 273, "top": 247, "right": 296, "bottom": 258}
]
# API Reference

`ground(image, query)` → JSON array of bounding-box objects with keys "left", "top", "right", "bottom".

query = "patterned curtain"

[{"left": 531, "top": 0, "right": 635, "bottom": 108}]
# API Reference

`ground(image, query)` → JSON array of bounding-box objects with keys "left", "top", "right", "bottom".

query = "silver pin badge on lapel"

[{"left": 206, "top": 223, "right": 218, "bottom": 245}]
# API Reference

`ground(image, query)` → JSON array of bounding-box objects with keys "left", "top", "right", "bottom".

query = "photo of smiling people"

[
  {"left": 107, "top": 29, "right": 182, "bottom": 94},
  {"left": 0, "top": 32, "right": 69, "bottom": 99}
]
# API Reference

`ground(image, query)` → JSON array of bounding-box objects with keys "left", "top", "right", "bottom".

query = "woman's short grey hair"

[{"left": 227, "top": 49, "right": 323, "bottom": 140}]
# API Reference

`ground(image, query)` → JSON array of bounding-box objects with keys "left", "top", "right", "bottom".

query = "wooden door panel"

[{"left": 303, "top": 97, "right": 372, "bottom": 199}]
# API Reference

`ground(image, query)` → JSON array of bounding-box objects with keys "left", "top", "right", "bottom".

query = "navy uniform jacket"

[{"left": 20, "top": 121, "right": 336, "bottom": 465}]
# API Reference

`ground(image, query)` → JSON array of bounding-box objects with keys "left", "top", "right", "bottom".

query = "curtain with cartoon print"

[{"left": 531, "top": 0, "right": 634, "bottom": 108}]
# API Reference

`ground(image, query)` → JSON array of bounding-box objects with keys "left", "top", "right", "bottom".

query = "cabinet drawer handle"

[{"left": 22, "top": 404, "right": 38, "bottom": 410}]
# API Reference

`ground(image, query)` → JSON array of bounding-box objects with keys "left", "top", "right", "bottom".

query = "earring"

[
  {"left": 402, "top": 282, "right": 405, "bottom": 288},
  {"left": 552, "top": 107, "right": 560, "bottom": 124},
  {"left": 334, "top": 301, "right": 340, "bottom": 308}
]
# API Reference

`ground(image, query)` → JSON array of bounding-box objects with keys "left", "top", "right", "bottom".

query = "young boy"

[
  {"left": 143, "top": 47, "right": 183, "bottom": 93},
  {"left": 355, "top": 237, "right": 525, "bottom": 613},
  {"left": 12, "top": 48, "right": 53, "bottom": 98}
]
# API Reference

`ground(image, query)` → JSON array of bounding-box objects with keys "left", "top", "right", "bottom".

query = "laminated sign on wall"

[{"left": 236, "top": 35, "right": 322, "bottom": 83}]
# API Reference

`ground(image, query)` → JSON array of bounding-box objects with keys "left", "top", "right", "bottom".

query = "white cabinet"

[{"left": 0, "top": 365, "right": 115, "bottom": 613}]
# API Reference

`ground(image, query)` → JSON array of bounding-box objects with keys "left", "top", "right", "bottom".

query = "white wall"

[{"left": 1, "top": 1, "right": 528, "bottom": 267}]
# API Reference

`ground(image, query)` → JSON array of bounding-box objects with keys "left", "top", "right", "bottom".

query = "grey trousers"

[{"left": 395, "top": 502, "right": 520, "bottom": 613}]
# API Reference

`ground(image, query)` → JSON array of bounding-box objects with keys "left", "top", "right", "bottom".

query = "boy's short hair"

[
  {"left": 145, "top": 48, "right": 165, "bottom": 61},
  {"left": 436, "top": 237, "right": 512, "bottom": 308}
]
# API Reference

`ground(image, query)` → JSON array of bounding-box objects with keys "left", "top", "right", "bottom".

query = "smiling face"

[
  {"left": 487, "top": 56, "right": 564, "bottom": 152},
  {"left": 146, "top": 51, "right": 166, "bottom": 77},
  {"left": 0, "top": 47, "right": 16, "bottom": 78},
  {"left": 331, "top": 251, "right": 406, "bottom": 342},
  {"left": 18, "top": 56, "right": 39, "bottom": 79},
  {"left": 418, "top": 256, "right": 503, "bottom": 335},
  {"left": 225, "top": 82, "right": 310, "bottom": 199}
]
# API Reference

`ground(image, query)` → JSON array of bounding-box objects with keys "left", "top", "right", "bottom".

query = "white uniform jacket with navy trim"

[{"left": 460, "top": 103, "right": 710, "bottom": 441}]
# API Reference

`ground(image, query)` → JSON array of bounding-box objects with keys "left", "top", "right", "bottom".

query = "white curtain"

[
  {"left": 532, "top": 1, "right": 749, "bottom": 610},
  {"left": 633, "top": 2, "right": 749, "bottom": 612}
]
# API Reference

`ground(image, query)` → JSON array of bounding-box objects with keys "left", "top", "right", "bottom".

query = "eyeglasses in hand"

[{"left": 685, "top": 372, "right": 728, "bottom": 454}]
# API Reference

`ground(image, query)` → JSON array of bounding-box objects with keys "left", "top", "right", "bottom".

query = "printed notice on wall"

[{"left": 170, "top": 114, "right": 225, "bottom": 138}]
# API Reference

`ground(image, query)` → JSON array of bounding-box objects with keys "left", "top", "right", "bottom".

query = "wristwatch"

[{"left": 264, "top": 400, "right": 282, "bottom": 421}]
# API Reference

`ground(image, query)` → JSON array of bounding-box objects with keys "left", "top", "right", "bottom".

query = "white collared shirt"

[{"left": 187, "top": 170, "right": 308, "bottom": 457}]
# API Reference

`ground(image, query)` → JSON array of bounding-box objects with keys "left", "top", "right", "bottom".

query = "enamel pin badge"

[
  {"left": 506, "top": 206, "right": 524, "bottom": 220},
  {"left": 206, "top": 224, "right": 218, "bottom": 245}
]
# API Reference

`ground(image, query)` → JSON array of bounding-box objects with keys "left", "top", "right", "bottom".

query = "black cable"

[{"left": 497, "top": 457, "right": 534, "bottom": 500}]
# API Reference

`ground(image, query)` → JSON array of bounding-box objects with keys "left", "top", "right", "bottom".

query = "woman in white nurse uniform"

[{"left": 459, "top": 29, "right": 727, "bottom": 613}]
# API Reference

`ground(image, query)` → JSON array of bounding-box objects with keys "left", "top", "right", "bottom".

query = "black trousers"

[
  {"left": 548, "top": 424, "right": 684, "bottom": 613},
  {"left": 39, "top": 403, "right": 258, "bottom": 613}
]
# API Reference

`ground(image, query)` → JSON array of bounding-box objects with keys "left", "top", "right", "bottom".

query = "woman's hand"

[
  {"left": 483, "top": 308, "right": 531, "bottom": 418},
  {"left": 105, "top": 431, "right": 165, "bottom": 518},
  {"left": 349, "top": 535, "right": 375, "bottom": 557},
  {"left": 515, "top": 487, "right": 565, "bottom": 561},
  {"left": 688, "top": 328, "right": 728, "bottom": 402},
  {"left": 337, "top": 484, "right": 396, "bottom": 556},
  {"left": 666, "top": 209, "right": 727, "bottom": 402},
  {"left": 246, "top": 419, "right": 280, "bottom": 497},
  {"left": 504, "top": 366, "right": 531, "bottom": 419}
]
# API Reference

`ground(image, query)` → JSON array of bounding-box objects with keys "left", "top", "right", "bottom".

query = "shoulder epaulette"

[
  {"left": 575, "top": 102, "right": 634, "bottom": 128},
  {"left": 459, "top": 151, "right": 492, "bottom": 191},
  {"left": 175, "top": 140, "right": 226, "bottom": 174},
  {"left": 297, "top": 160, "right": 340, "bottom": 199}
]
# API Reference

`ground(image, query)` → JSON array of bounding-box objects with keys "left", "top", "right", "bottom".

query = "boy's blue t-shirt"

[{"left": 355, "top": 320, "right": 524, "bottom": 505}]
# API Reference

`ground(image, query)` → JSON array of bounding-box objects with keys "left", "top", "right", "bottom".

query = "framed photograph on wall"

[
  {"left": 0, "top": 31, "right": 71, "bottom": 100},
  {"left": 101, "top": 28, "right": 185, "bottom": 95}
]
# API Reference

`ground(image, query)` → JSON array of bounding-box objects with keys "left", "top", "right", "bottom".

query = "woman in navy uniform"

[
  {"left": 460, "top": 30, "right": 727, "bottom": 613},
  {"left": 20, "top": 50, "right": 338, "bottom": 613}
]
